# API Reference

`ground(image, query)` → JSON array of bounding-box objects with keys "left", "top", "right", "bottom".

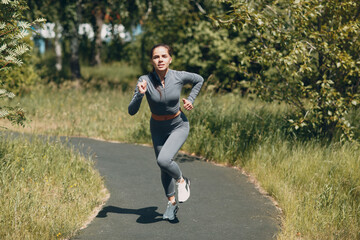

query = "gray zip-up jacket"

[{"left": 128, "top": 69, "right": 204, "bottom": 116}]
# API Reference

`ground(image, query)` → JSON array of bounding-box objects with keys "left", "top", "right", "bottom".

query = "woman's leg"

[
  {"left": 156, "top": 121, "right": 189, "bottom": 181},
  {"left": 161, "top": 170, "right": 176, "bottom": 198},
  {"left": 151, "top": 117, "right": 190, "bottom": 197}
]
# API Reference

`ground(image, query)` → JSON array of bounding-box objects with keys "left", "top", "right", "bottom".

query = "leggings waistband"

[{"left": 151, "top": 110, "right": 181, "bottom": 121}]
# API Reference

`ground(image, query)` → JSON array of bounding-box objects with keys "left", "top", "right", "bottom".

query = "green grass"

[
  {"left": 0, "top": 135, "right": 107, "bottom": 240},
  {"left": 186, "top": 94, "right": 360, "bottom": 239},
  {"left": 81, "top": 62, "right": 141, "bottom": 92},
  {"left": 245, "top": 139, "right": 360, "bottom": 240},
  {"left": 1, "top": 86, "right": 151, "bottom": 142},
  {"left": 184, "top": 93, "right": 289, "bottom": 164},
  {"left": 2, "top": 84, "right": 360, "bottom": 239}
]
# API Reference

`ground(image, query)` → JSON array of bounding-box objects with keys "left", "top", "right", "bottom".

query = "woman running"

[{"left": 128, "top": 44, "right": 204, "bottom": 221}]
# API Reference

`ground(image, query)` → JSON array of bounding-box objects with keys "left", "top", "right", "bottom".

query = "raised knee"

[{"left": 157, "top": 156, "right": 171, "bottom": 169}]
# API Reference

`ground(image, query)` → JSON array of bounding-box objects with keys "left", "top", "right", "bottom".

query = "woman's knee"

[{"left": 157, "top": 155, "right": 171, "bottom": 169}]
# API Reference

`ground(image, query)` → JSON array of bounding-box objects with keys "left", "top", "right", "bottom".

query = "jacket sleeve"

[
  {"left": 128, "top": 78, "right": 145, "bottom": 115},
  {"left": 181, "top": 71, "right": 204, "bottom": 104}
]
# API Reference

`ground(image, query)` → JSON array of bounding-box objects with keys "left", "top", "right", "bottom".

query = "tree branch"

[
  {"left": 192, "top": 0, "right": 206, "bottom": 14},
  {"left": 0, "top": 21, "right": 42, "bottom": 38},
  {"left": 0, "top": 61, "right": 11, "bottom": 69},
  {"left": 265, "top": 5, "right": 277, "bottom": 16},
  {"left": 218, "top": 18, "right": 235, "bottom": 24},
  {"left": 0, "top": 28, "right": 16, "bottom": 37},
  {"left": 143, "top": 1, "right": 152, "bottom": 21}
]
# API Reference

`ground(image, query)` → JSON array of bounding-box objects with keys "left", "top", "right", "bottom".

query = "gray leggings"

[{"left": 150, "top": 112, "right": 189, "bottom": 197}]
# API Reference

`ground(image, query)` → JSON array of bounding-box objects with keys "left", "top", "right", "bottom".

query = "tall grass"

[
  {"left": 0, "top": 135, "right": 107, "bottom": 240},
  {"left": 2, "top": 82, "right": 360, "bottom": 239},
  {"left": 1, "top": 86, "right": 151, "bottom": 143},
  {"left": 184, "top": 93, "right": 289, "bottom": 165},
  {"left": 185, "top": 94, "right": 360, "bottom": 239},
  {"left": 81, "top": 62, "right": 141, "bottom": 92},
  {"left": 246, "top": 139, "right": 360, "bottom": 240}
]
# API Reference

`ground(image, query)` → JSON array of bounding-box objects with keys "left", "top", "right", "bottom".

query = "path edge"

[
  {"left": 69, "top": 187, "right": 111, "bottom": 240},
  {"left": 76, "top": 135, "right": 284, "bottom": 217}
]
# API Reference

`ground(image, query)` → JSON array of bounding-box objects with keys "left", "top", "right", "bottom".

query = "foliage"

[
  {"left": 25, "top": 0, "right": 249, "bottom": 91},
  {"left": 128, "top": 0, "right": 249, "bottom": 92},
  {"left": 26, "top": 0, "right": 150, "bottom": 80},
  {"left": 1, "top": 37, "right": 40, "bottom": 95},
  {"left": 173, "top": 21, "right": 243, "bottom": 92},
  {"left": 214, "top": 0, "right": 360, "bottom": 140},
  {"left": 0, "top": 0, "right": 45, "bottom": 71},
  {"left": 3, "top": 86, "right": 360, "bottom": 239},
  {"left": 1, "top": 62, "right": 39, "bottom": 95},
  {"left": 0, "top": 0, "right": 44, "bottom": 126}
]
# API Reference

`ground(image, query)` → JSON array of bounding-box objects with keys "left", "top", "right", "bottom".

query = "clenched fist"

[
  {"left": 137, "top": 80, "right": 147, "bottom": 94},
  {"left": 182, "top": 98, "right": 193, "bottom": 111}
]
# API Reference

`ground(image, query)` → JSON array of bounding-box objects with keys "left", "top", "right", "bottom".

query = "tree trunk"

[
  {"left": 92, "top": 6, "right": 104, "bottom": 66},
  {"left": 54, "top": 22, "right": 62, "bottom": 72},
  {"left": 70, "top": 36, "right": 81, "bottom": 80},
  {"left": 70, "top": 0, "right": 82, "bottom": 81}
]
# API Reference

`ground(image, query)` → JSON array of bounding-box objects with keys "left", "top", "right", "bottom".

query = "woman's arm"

[
  {"left": 128, "top": 78, "right": 146, "bottom": 115},
  {"left": 181, "top": 71, "right": 204, "bottom": 104}
]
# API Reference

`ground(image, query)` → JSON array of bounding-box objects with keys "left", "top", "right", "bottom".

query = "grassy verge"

[
  {"left": 81, "top": 62, "right": 141, "bottom": 92},
  {"left": 187, "top": 94, "right": 360, "bottom": 240},
  {"left": 0, "top": 134, "right": 107, "bottom": 239},
  {"left": 246, "top": 139, "right": 360, "bottom": 240},
  {"left": 2, "top": 86, "right": 360, "bottom": 239},
  {"left": 0, "top": 86, "right": 151, "bottom": 142}
]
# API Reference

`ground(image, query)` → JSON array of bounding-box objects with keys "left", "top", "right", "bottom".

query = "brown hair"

[{"left": 150, "top": 43, "right": 172, "bottom": 59}]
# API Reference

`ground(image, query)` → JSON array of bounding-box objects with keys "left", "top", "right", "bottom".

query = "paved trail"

[{"left": 66, "top": 137, "right": 280, "bottom": 240}]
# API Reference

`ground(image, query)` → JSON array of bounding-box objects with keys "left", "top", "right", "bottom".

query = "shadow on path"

[
  {"left": 96, "top": 205, "right": 179, "bottom": 224},
  {"left": 175, "top": 153, "right": 202, "bottom": 163}
]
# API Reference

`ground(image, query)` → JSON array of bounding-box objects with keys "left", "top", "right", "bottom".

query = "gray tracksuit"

[{"left": 128, "top": 69, "right": 204, "bottom": 197}]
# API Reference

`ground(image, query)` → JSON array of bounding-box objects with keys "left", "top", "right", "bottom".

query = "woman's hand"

[
  {"left": 137, "top": 80, "right": 147, "bottom": 94},
  {"left": 182, "top": 98, "right": 193, "bottom": 111}
]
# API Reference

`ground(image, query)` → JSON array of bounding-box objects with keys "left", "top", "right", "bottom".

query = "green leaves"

[
  {"left": 134, "top": 1, "right": 237, "bottom": 89},
  {"left": 215, "top": 0, "right": 360, "bottom": 140},
  {"left": 0, "top": 0, "right": 43, "bottom": 126},
  {"left": 0, "top": 89, "right": 16, "bottom": 99},
  {"left": 0, "top": 1, "right": 45, "bottom": 70}
]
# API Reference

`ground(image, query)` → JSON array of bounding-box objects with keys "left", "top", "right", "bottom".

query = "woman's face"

[{"left": 151, "top": 46, "right": 172, "bottom": 73}]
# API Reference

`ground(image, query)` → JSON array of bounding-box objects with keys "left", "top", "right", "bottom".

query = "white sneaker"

[
  {"left": 177, "top": 177, "right": 190, "bottom": 203},
  {"left": 163, "top": 201, "right": 178, "bottom": 221}
]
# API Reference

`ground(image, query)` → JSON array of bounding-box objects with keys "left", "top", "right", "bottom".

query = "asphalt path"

[
  {"left": 66, "top": 137, "right": 280, "bottom": 240},
  {"left": 2, "top": 132, "right": 280, "bottom": 239}
]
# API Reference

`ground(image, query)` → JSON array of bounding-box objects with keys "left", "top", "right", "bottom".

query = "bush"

[
  {"left": 0, "top": 0, "right": 44, "bottom": 126},
  {"left": 215, "top": 0, "right": 360, "bottom": 140},
  {"left": 2, "top": 61, "right": 40, "bottom": 96}
]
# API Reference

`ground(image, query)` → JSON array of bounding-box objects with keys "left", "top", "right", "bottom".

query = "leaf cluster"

[
  {"left": 0, "top": 0, "right": 45, "bottom": 70},
  {"left": 128, "top": 0, "right": 248, "bottom": 92},
  {"left": 215, "top": 0, "right": 360, "bottom": 140},
  {"left": 0, "top": 0, "right": 45, "bottom": 126}
]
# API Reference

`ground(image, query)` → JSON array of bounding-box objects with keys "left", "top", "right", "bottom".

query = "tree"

[
  {"left": 27, "top": 0, "right": 63, "bottom": 72},
  {"left": 82, "top": 0, "right": 147, "bottom": 66},
  {"left": 61, "top": 0, "right": 83, "bottom": 80},
  {"left": 215, "top": 0, "right": 360, "bottom": 139},
  {"left": 134, "top": 0, "right": 244, "bottom": 92},
  {"left": 27, "top": 0, "right": 148, "bottom": 79},
  {"left": 0, "top": 0, "right": 45, "bottom": 126},
  {"left": 28, "top": 0, "right": 84, "bottom": 80},
  {"left": 26, "top": 0, "right": 82, "bottom": 80}
]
